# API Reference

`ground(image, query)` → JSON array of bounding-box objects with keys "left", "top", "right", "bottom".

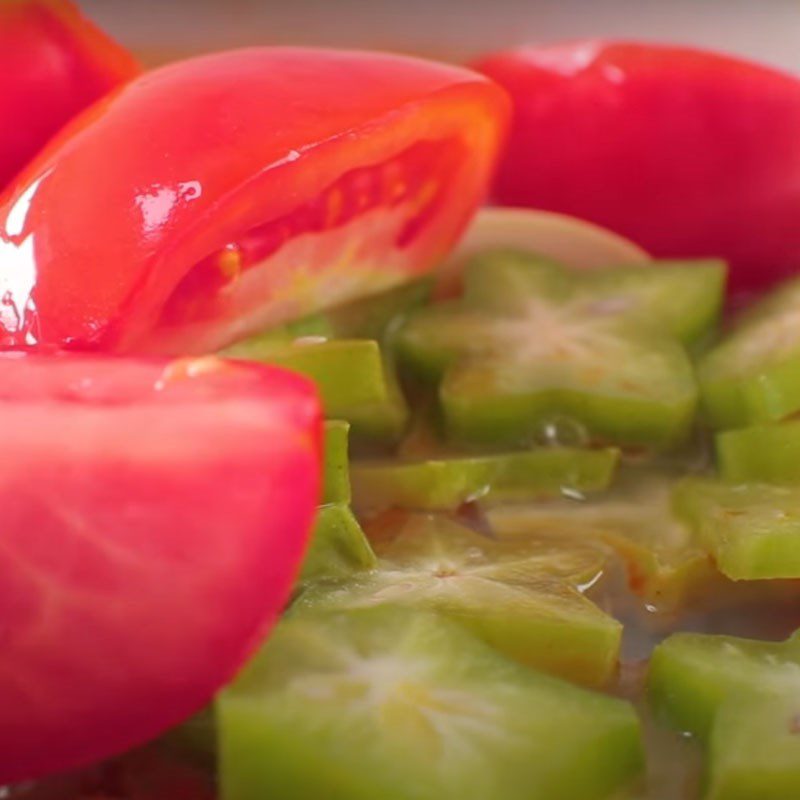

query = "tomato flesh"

[
  {"left": 475, "top": 41, "right": 800, "bottom": 295},
  {"left": 0, "top": 353, "right": 321, "bottom": 783},
  {"left": 158, "top": 138, "right": 464, "bottom": 346},
  {"left": 0, "top": 48, "right": 508, "bottom": 355},
  {"left": 0, "top": 0, "right": 139, "bottom": 190}
]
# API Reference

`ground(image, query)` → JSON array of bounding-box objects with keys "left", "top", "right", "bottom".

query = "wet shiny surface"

[{"left": 0, "top": 49, "right": 503, "bottom": 354}]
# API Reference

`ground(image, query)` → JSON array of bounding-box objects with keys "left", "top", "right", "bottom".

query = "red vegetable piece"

[
  {"left": 0, "top": 352, "right": 321, "bottom": 783},
  {"left": 475, "top": 41, "right": 800, "bottom": 295},
  {"left": 0, "top": 48, "right": 508, "bottom": 354},
  {"left": 0, "top": 0, "right": 139, "bottom": 190}
]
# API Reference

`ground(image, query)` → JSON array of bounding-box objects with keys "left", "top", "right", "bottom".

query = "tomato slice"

[
  {"left": 0, "top": 0, "right": 139, "bottom": 191},
  {"left": 0, "top": 352, "right": 321, "bottom": 783},
  {"left": 0, "top": 48, "right": 508, "bottom": 354},
  {"left": 475, "top": 41, "right": 800, "bottom": 295}
]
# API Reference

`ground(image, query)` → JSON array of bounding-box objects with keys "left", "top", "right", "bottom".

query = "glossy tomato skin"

[
  {"left": 0, "top": 48, "right": 508, "bottom": 354},
  {"left": 476, "top": 41, "right": 800, "bottom": 295},
  {"left": 0, "top": 353, "right": 321, "bottom": 783},
  {"left": 0, "top": 0, "right": 139, "bottom": 190}
]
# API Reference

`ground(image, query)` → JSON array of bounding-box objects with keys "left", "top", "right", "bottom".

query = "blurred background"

[{"left": 82, "top": 0, "right": 800, "bottom": 71}]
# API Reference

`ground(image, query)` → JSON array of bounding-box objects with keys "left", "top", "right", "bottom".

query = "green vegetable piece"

[
  {"left": 648, "top": 629, "right": 800, "bottom": 741},
  {"left": 222, "top": 314, "right": 336, "bottom": 348},
  {"left": 300, "top": 505, "right": 376, "bottom": 584},
  {"left": 219, "top": 606, "right": 643, "bottom": 800},
  {"left": 464, "top": 253, "right": 725, "bottom": 345},
  {"left": 299, "top": 421, "right": 376, "bottom": 585},
  {"left": 322, "top": 420, "right": 351, "bottom": 505},
  {"left": 705, "top": 694, "right": 800, "bottom": 800},
  {"left": 488, "top": 468, "right": 714, "bottom": 611},
  {"left": 225, "top": 338, "right": 408, "bottom": 446},
  {"left": 296, "top": 514, "right": 620, "bottom": 687},
  {"left": 716, "top": 420, "right": 800, "bottom": 484},
  {"left": 350, "top": 447, "right": 619, "bottom": 511},
  {"left": 396, "top": 253, "right": 700, "bottom": 449},
  {"left": 578, "top": 260, "right": 725, "bottom": 346},
  {"left": 698, "top": 276, "right": 800, "bottom": 429},
  {"left": 281, "top": 313, "right": 335, "bottom": 340},
  {"left": 649, "top": 631, "right": 800, "bottom": 799},
  {"left": 673, "top": 478, "right": 800, "bottom": 580}
]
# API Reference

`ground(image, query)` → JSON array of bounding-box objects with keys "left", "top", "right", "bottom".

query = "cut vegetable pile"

[{"left": 3, "top": 8, "right": 800, "bottom": 800}]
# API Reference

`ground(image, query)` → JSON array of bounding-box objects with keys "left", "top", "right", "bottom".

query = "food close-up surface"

[{"left": 4, "top": 1, "right": 800, "bottom": 798}]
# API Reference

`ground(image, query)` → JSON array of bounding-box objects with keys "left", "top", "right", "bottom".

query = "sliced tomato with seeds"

[
  {"left": 0, "top": 0, "right": 139, "bottom": 190},
  {"left": 0, "top": 48, "right": 508, "bottom": 354},
  {"left": 0, "top": 352, "right": 321, "bottom": 783}
]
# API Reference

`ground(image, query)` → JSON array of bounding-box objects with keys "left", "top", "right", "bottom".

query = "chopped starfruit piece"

[
  {"left": 716, "top": 420, "right": 800, "bottom": 484},
  {"left": 300, "top": 421, "right": 376, "bottom": 585},
  {"left": 461, "top": 253, "right": 722, "bottom": 344},
  {"left": 648, "top": 629, "right": 800, "bottom": 740},
  {"left": 350, "top": 447, "right": 619, "bottom": 512},
  {"left": 673, "top": 478, "right": 800, "bottom": 580},
  {"left": 295, "top": 514, "right": 620, "bottom": 687},
  {"left": 396, "top": 252, "right": 704, "bottom": 449},
  {"left": 322, "top": 420, "right": 351, "bottom": 505},
  {"left": 302, "top": 505, "right": 376, "bottom": 585},
  {"left": 219, "top": 606, "right": 643, "bottom": 800},
  {"left": 706, "top": 694, "right": 800, "bottom": 800},
  {"left": 575, "top": 260, "right": 725, "bottom": 346},
  {"left": 488, "top": 468, "right": 714, "bottom": 611},
  {"left": 698, "top": 275, "right": 800, "bottom": 429},
  {"left": 649, "top": 630, "right": 800, "bottom": 799},
  {"left": 224, "top": 337, "right": 408, "bottom": 446}
]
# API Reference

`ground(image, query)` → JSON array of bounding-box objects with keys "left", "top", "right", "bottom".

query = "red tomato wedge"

[
  {"left": 0, "top": 48, "right": 508, "bottom": 355},
  {"left": 0, "top": 352, "right": 321, "bottom": 783},
  {"left": 475, "top": 41, "right": 800, "bottom": 295},
  {"left": 0, "top": 0, "right": 139, "bottom": 190}
]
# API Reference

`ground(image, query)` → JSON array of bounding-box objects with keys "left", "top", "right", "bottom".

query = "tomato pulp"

[
  {"left": 0, "top": 0, "right": 138, "bottom": 190},
  {"left": 0, "top": 353, "right": 321, "bottom": 783},
  {"left": 0, "top": 48, "right": 508, "bottom": 354},
  {"left": 476, "top": 41, "right": 800, "bottom": 295}
]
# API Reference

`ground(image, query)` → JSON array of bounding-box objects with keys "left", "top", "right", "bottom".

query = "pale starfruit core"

[
  {"left": 488, "top": 468, "right": 714, "bottom": 611},
  {"left": 222, "top": 337, "right": 408, "bottom": 446},
  {"left": 698, "top": 276, "right": 800, "bottom": 429},
  {"left": 349, "top": 447, "right": 619, "bottom": 512},
  {"left": 219, "top": 606, "right": 644, "bottom": 800},
  {"left": 395, "top": 253, "right": 707, "bottom": 450},
  {"left": 673, "top": 478, "right": 800, "bottom": 581},
  {"left": 295, "top": 514, "right": 620, "bottom": 687},
  {"left": 715, "top": 420, "right": 800, "bottom": 484},
  {"left": 300, "top": 421, "right": 376, "bottom": 586}
]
